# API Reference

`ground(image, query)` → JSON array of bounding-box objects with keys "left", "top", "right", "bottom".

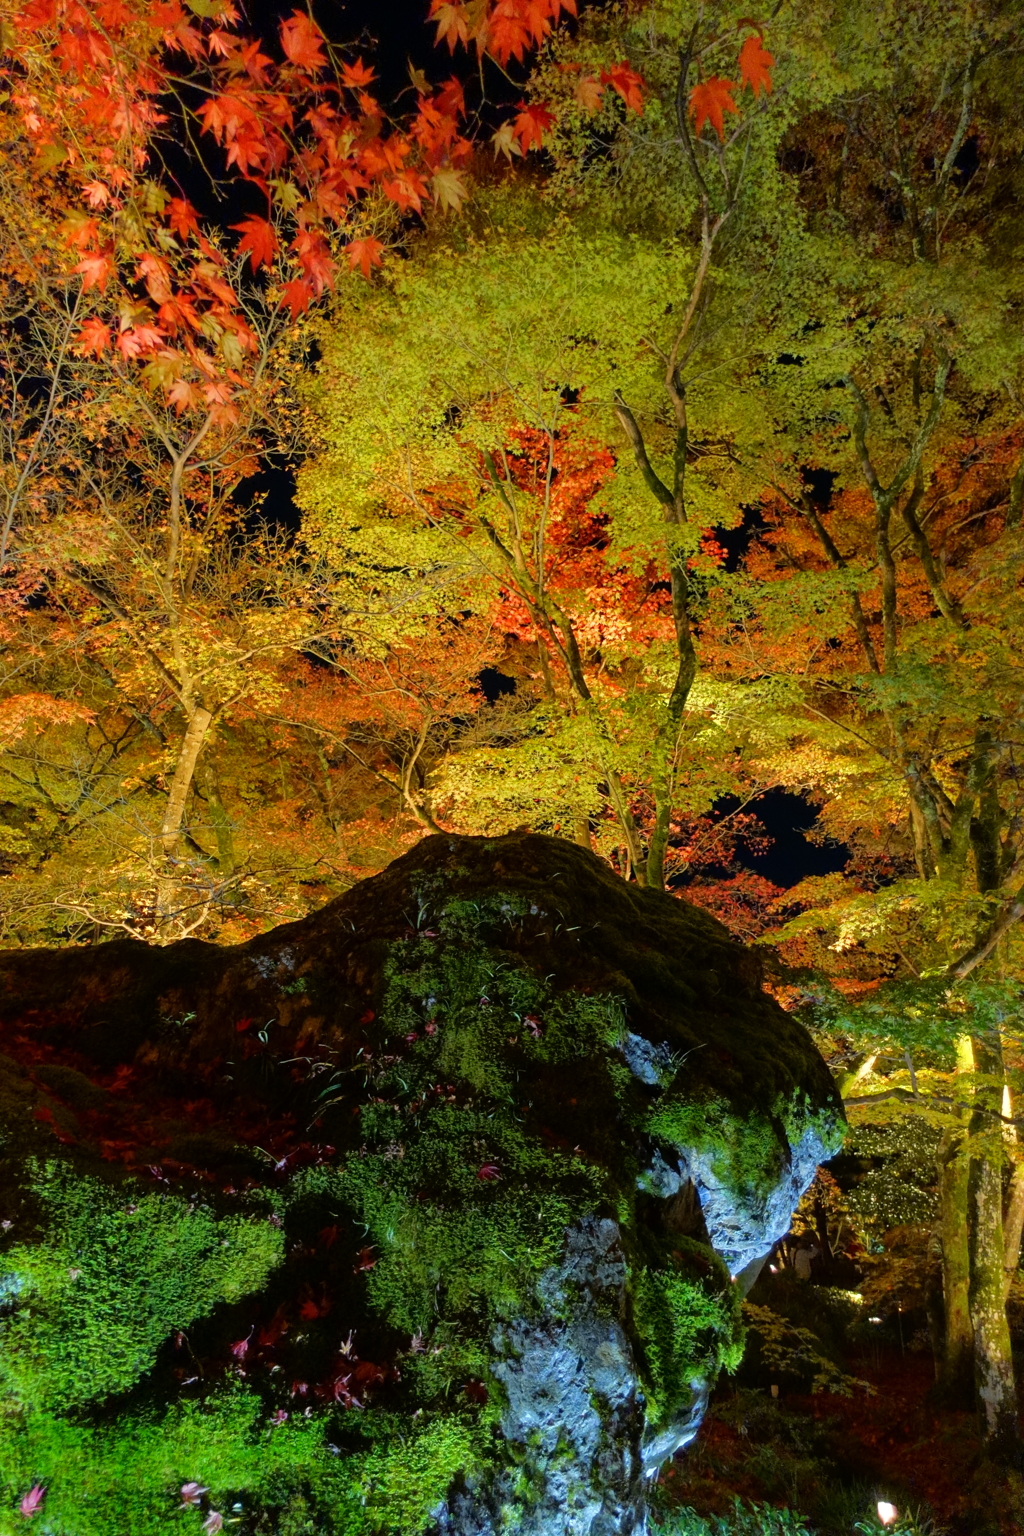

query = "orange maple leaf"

[
  {"left": 430, "top": 1, "right": 472, "bottom": 52},
  {"left": 60, "top": 211, "right": 100, "bottom": 250},
  {"left": 738, "top": 33, "right": 774, "bottom": 97},
  {"left": 231, "top": 214, "right": 277, "bottom": 271},
  {"left": 116, "top": 324, "right": 163, "bottom": 360},
  {"left": 601, "top": 62, "right": 644, "bottom": 114},
  {"left": 279, "top": 10, "right": 326, "bottom": 71},
  {"left": 344, "top": 236, "right": 385, "bottom": 281},
  {"left": 166, "top": 377, "right": 201, "bottom": 414},
  {"left": 73, "top": 250, "right": 114, "bottom": 292},
  {"left": 341, "top": 57, "right": 376, "bottom": 89},
  {"left": 72, "top": 317, "right": 111, "bottom": 357},
  {"left": 81, "top": 180, "right": 111, "bottom": 209},
  {"left": 512, "top": 99, "right": 555, "bottom": 152},
  {"left": 382, "top": 172, "right": 428, "bottom": 214},
  {"left": 575, "top": 75, "right": 604, "bottom": 113},
  {"left": 688, "top": 76, "right": 739, "bottom": 140}
]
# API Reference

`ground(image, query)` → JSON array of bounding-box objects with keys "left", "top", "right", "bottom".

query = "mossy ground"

[{"left": 0, "top": 834, "right": 841, "bottom": 1534}]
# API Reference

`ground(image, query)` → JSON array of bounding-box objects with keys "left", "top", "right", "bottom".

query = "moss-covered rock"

[{"left": 0, "top": 833, "right": 843, "bottom": 1535}]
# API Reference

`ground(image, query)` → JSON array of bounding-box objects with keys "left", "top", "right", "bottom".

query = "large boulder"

[{"left": 0, "top": 833, "right": 842, "bottom": 1536}]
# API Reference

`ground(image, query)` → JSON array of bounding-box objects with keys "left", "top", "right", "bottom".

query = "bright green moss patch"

[
  {"left": 0, "top": 1389, "right": 350, "bottom": 1536},
  {"left": 646, "top": 1092, "right": 844, "bottom": 1204},
  {"left": 355, "top": 1413, "right": 483, "bottom": 1536},
  {"left": 0, "top": 1163, "right": 283, "bottom": 1411},
  {"left": 646, "top": 1097, "right": 787, "bottom": 1201},
  {"left": 632, "top": 1240, "right": 743, "bottom": 1431}
]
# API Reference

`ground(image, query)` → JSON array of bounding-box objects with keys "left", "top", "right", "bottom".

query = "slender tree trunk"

[
  {"left": 160, "top": 706, "right": 214, "bottom": 859},
  {"left": 938, "top": 1124, "right": 975, "bottom": 1404},
  {"left": 572, "top": 817, "right": 592, "bottom": 850},
  {"left": 156, "top": 704, "right": 214, "bottom": 935},
  {"left": 196, "top": 753, "right": 234, "bottom": 877},
  {"left": 1003, "top": 1162, "right": 1024, "bottom": 1303},
  {"left": 969, "top": 1145, "right": 1022, "bottom": 1461},
  {"left": 969, "top": 1031, "right": 1023, "bottom": 1464}
]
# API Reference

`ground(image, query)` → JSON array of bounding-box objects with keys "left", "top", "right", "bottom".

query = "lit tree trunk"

[
  {"left": 969, "top": 1031, "right": 1022, "bottom": 1463},
  {"left": 156, "top": 704, "right": 214, "bottom": 935},
  {"left": 937, "top": 1124, "right": 974, "bottom": 1403},
  {"left": 1002, "top": 1161, "right": 1024, "bottom": 1303},
  {"left": 195, "top": 753, "right": 234, "bottom": 878},
  {"left": 572, "top": 816, "right": 592, "bottom": 850},
  {"left": 969, "top": 1147, "right": 1021, "bottom": 1459}
]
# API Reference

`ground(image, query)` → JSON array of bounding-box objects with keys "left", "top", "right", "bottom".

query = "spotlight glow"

[{"left": 877, "top": 1501, "right": 898, "bottom": 1526}]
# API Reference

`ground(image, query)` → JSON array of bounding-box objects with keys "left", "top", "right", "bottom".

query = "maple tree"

[
  {"left": 662, "top": 0, "right": 1024, "bottom": 1460},
  {"left": 0, "top": 0, "right": 489, "bottom": 937}
]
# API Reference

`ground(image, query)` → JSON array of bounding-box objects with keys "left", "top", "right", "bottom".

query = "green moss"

[
  {"left": 355, "top": 1414, "right": 483, "bottom": 1536},
  {"left": 0, "top": 1162, "right": 283, "bottom": 1411},
  {"left": 0, "top": 1389, "right": 354, "bottom": 1536},
  {"left": 645, "top": 1096, "right": 787, "bottom": 1201},
  {"left": 646, "top": 1090, "right": 844, "bottom": 1203},
  {"left": 631, "top": 1240, "right": 744, "bottom": 1431}
]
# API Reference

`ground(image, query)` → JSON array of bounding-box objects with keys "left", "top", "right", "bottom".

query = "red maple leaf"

[
  {"left": 344, "top": 236, "right": 384, "bottom": 281},
  {"left": 477, "top": 1162, "right": 501, "bottom": 1181},
  {"left": 279, "top": 10, "right": 326, "bottom": 71},
  {"left": 688, "top": 76, "right": 739, "bottom": 140},
  {"left": 231, "top": 215, "right": 277, "bottom": 272},
  {"left": 72, "top": 250, "right": 114, "bottom": 292},
  {"left": 601, "top": 62, "right": 644, "bottom": 114},
  {"left": 489, "top": 5, "right": 532, "bottom": 65},
  {"left": 382, "top": 173, "right": 427, "bottom": 214},
  {"left": 72, "top": 317, "right": 111, "bottom": 357},
  {"left": 292, "top": 228, "right": 334, "bottom": 293},
  {"left": 512, "top": 100, "right": 555, "bottom": 153},
  {"left": 19, "top": 1485, "right": 45, "bottom": 1519},
  {"left": 341, "top": 57, "right": 376, "bottom": 89},
  {"left": 435, "top": 77, "right": 466, "bottom": 119},
  {"left": 167, "top": 197, "right": 200, "bottom": 241},
  {"left": 738, "top": 33, "right": 774, "bottom": 97}
]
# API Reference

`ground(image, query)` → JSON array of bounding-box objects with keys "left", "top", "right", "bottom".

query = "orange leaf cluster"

[
  {"left": 430, "top": 0, "right": 577, "bottom": 68},
  {"left": 687, "top": 27, "right": 775, "bottom": 140}
]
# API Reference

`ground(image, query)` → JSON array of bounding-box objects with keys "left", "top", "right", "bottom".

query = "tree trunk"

[
  {"left": 1003, "top": 1162, "right": 1024, "bottom": 1303},
  {"left": 969, "top": 1144, "right": 1022, "bottom": 1462},
  {"left": 195, "top": 753, "right": 234, "bottom": 877},
  {"left": 969, "top": 1031, "right": 1022, "bottom": 1464},
  {"left": 937, "top": 1125, "right": 975, "bottom": 1404},
  {"left": 160, "top": 706, "right": 214, "bottom": 859},
  {"left": 572, "top": 816, "right": 592, "bottom": 850},
  {"left": 156, "top": 705, "right": 214, "bottom": 936}
]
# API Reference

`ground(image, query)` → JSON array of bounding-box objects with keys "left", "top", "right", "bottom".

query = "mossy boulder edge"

[{"left": 0, "top": 832, "right": 843, "bottom": 1536}]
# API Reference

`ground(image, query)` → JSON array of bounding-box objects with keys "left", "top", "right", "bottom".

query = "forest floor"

[{"left": 657, "top": 1349, "right": 1024, "bottom": 1536}]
